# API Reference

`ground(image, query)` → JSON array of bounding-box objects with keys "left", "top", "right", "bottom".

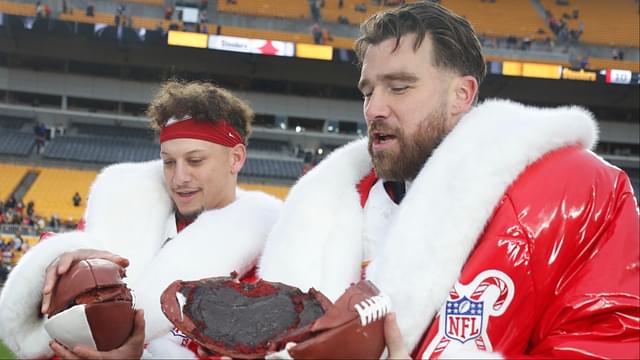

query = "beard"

[{"left": 368, "top": 105, "right": 449, "bottom": 181}]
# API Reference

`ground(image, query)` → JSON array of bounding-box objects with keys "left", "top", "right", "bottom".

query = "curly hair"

[
  {"left": 355, "top": 2, "right": 486, "bottom": 103},
  {"left": 147, "top": 80, "right": 254, "bottom": 142}
]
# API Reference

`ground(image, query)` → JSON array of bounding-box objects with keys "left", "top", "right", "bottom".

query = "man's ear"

[
  {"left": 229, "top": 144, "right": 246, "bottom": 175},
  {"left": 450, "top": 75, "right": 478, "bottom": 117}
]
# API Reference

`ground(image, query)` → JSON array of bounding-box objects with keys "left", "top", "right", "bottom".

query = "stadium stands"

[
  {"left": 1, "top": 0, "right": 638, "bottom": 72},
  {"left": 241, "top": 157, "right": 304, "bottom": 180},
  {"left": 43, "top": 135, "right": 159, "bottom": 164},
  {"left": 73, "top": 122, "right": 155, "bottom": 140},
  {"left": 539, "top": 0, "right": 639, "bottom": 48},
  {"left": 0, "top": 163, "right": 29, "bottom": 201},
  {"left": 0, "top": 130, "right": 35, "bottom": 156},
  {"left": 22, "top": 166, "right": 98, "bottom": 222},
  {"left": 0, "top": 0, "right": 34, "bottom": 17},
  {"left": 441, "top": 0, "right": 547, "bottom": 40},
  {"left": 120, "top": 0, "right": 164, "bottom": 7},
  {"left": 247, "top": 138, "right": 291, "bottom": 153},
  {"left": 58, "top": 9, "right": 116, "bottom": 26},
  {"left": 217, "top": 0, "right": 395, "bottom": 25},
  {"left": 0, "top": 115, "right": 33, "bottom": 130}
]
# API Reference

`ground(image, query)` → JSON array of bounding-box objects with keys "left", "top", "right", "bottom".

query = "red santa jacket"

[
  {"left": 258, "top": 100, "right": 640, "bottom": 359},
  {"left": 358, "top": 146, "right": 640, "bottom": 359}
]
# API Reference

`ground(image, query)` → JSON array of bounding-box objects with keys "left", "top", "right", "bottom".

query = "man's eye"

[
  {"left": 163, "top": 160, "right": 174, "bottom": 166},
  {"left": 391, "top": 86, "right": 409, "bottom": 93},
  {"left": 188, "top": 159, "right": 202, "bottom": 165}
]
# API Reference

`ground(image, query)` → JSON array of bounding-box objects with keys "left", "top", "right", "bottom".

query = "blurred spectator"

[
  {"left": 338, "top": 0, "right": 343, "bottom": 8},
  {"left": 569, "top": 23, "right": 584, "bottom": 42},
  {"left": 49, "top": 214, "right": 61, "bottom": 230},
  {"left": 355, "top": 3, "right": 367, "bottom": 12},
  {"left": 86, "top": 2, "right": 94, "bottom": 16},
  {"left": 580, "top": 55, "right": 589, "bottom": 70},
  {"left": 5, "top": 196, "right": 16, "bottom": 210},
  {"left": 226, "top": 0, "right": 237, "bottom": 4},
  {"left": 34, "top": 122, "right": 47, "bottom": 154},
  {"left": 309, "top": 0, "right": 321, "bottom": 23},
  {"left": 1, "top": 241, "right": 13, "bottom": 269},
  {"left": 311, "top": 22, "right": 323, "bottom": 44},
  {"left": 200, "top": 0, "right": 208, "bottom": 11},
  {"left": 115, "top": 3, "right": 126, "bottom": 26},
  {"left": 164, "top": 6, "right": 174, "bottom": 20},
  {"left": 13, "top": 230, "right": 23, "bottom": 252},
  {"left": 337, "top": 15, "right": 349, "bottom": 25},
  {"left": 612, "top": 48, "right": 625, "bottom": 60},
  {"left": 15, "top": 201, "right": 24, "bottom": 217},
  {"left": 72, "top": 192, "right": 82, "bottom": 207},
  {"left": 62, "top": 0, "right": 69, "bottom": 14},
  {"left": 26, "top": 201, "right": 34, "bottom": 218},
  {"left": 322, "top": 28, "right": 333, "bottom": 44},
  {"left": 196, "top": 21, "right": 207, "bottom": 33},
  {"left": 36, "top": 216, "right": 46, "bottom": 231},
  {"left": 35, "top": 1, "right": 46, "bottom": 19}
]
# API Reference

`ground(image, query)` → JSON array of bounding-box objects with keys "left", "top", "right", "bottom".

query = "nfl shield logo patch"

[{"left": 444, "top": 296, "right": 483, "bottom": 344}]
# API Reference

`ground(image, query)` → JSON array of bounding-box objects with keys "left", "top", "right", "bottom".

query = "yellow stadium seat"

[
  {"left": 22, "top": 167, "right": 98, "bottom": 223},
  {"left": 539, "top": 0, "right": 639, "bottom": 48},
  {"left": 0, "top": 163, "right": 30, "bottom": 202},
  {"left": 0, "top": 1, "right": 36, "bottom": 17}
]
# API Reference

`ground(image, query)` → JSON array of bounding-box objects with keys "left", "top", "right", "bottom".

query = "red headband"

[{"left": 159, "top": 116, "right": 244, "bottom": 147}]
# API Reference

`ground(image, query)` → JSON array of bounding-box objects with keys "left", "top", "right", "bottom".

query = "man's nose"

[
  {"left": 364, "top": 91, "right": 391, "bottom": 125},
  {"left": 173, "top": 162, "right": 191, "bottom": 185}
]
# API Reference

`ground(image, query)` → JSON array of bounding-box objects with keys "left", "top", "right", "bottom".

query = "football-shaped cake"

[
  {"left": 44, "top": 258, "right": 135, "bottom": 352},
  {"left": 161, "top": 277, "right": 390, "bottom": 359}
]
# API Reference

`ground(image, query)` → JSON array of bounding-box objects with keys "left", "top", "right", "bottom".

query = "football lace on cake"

[{"left": 354, "top": 294, "right": 392, "bottom": 326}]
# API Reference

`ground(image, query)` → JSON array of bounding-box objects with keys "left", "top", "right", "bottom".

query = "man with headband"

[{"left": 0, "top": 80, "right": 282, "bottom": 358}]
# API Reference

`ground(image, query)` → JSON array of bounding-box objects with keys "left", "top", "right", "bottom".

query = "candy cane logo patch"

[{"left": 425, "top": 270, "right": 514, "bottom": 358}]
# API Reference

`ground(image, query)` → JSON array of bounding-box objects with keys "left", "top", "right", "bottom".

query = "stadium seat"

[
  {"left": 0, "top": 0, "right": 35, "bottom": 17},
  {"left": 0, "top": 131, "right": 35, "bottom": 157},
  {"left": 539, "top": 0, "right": 639, "bottom": 48},
  {"left": 43, "top": 135, "right": 158, "bottom": 164},
  {"left": 0, "top": 163, "right": 30, "bottom": 201},
  {"left": 22, "top": 167, "right": 98, "bottom": 222}
]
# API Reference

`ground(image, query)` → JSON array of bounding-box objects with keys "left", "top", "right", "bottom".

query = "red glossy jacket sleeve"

[{"left": 511, "top": 150, "right": 640, "bottom": 359}]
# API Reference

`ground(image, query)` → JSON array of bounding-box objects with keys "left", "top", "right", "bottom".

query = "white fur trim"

[
  {"left": 84, "top": 160, "right": 173, "bottom": 278},
  {"left": 0, "top": 160, "right": 282, "bottom": 356},
  {"left": 0, "top": 232, "right": 90, "bottom": 358},
  {"left": 259, "top": 99, "right": 598, "bottom": 351},
  {"left": 145, "top": 337, "right": 198, "bottom": 359},
  {"left": 259, "top": 139, "right": 372, "bottom": 300}
]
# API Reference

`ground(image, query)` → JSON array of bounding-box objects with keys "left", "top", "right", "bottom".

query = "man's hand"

[
  {"left": 385, "top": 312, "right": 411, "bottom": 359},
  {"left": 49, "top": 309, "right": 145, "bottom": 359},
  {"left": 41, "top": 249, "right": 129, "bottom": 314}
]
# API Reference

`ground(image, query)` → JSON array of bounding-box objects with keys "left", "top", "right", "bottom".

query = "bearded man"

[{"left": 257, "top": 2, "right": 639, "bottom": 359}]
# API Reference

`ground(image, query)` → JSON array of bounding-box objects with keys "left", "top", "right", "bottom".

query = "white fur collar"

[
  {"left": 0, "top": 160, "right": 282, "bottom": 357},
  {"left": 258, "top": 99, "right": 597, "bottom": 351}
]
